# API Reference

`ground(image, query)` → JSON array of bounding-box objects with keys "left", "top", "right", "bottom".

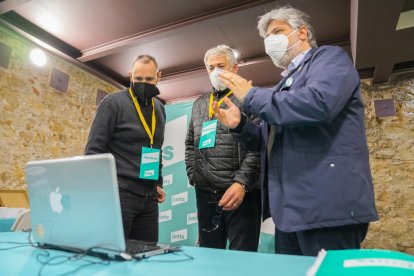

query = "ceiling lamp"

[{"left": 30, "top": 48, "right": 47, "bottom": 67}]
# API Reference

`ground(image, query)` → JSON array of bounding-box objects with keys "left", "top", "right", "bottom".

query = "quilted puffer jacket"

[{"left": 185, "top": 89, "right": 260, "bottom": 192}]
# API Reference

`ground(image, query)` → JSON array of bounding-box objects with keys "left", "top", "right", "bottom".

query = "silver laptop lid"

[{"left": 25, "top": 154, "right": 126, "bottom": 252}]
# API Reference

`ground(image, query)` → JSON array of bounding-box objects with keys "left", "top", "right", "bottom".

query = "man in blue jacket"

[{"left": 212, "top": 6, "right": 378, "bottom": 256}]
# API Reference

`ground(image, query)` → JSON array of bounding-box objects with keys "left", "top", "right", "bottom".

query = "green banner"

[
  {"left": 159, "top": 101, "right": 274, "bottom": 253},
  {"left": 159, "top": 101, "right": 197, "bottom": 246}
]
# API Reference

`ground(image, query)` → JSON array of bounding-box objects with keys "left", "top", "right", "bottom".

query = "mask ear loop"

[
  {"left": 285, "top": 29, "right": 301, "bottom": 52},
  {"left": 286, "top": 28, "right": 298, "bottom": 38}
]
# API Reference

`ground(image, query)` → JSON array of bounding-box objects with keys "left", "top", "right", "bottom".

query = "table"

[
  {"left": 0, "top": 218, "right": 15, "bottom": 232},
  {"left": 0, "top": 232, "right": 315, "bottom": 276}
]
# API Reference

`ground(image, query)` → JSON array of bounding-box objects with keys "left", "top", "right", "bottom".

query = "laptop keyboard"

[{"left": 125, "top": 239, "right": 161, "bottom": 254}]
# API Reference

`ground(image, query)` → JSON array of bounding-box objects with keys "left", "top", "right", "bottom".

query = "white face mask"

[
  {"left": 209, "top": 68, "right": 227, "bottom": 91},
  {"left": 264, "top": 29, "right": 299, "bottom": 68}
]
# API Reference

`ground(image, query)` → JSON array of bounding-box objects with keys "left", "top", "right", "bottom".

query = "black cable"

[
  {"left": 0, "top": 230, "right": 33, "bottom": 250},
  {"left": 2, "top": 231, "right": 194, "bottom": 275},
  {"left": 0, "top": 244, "right": 32, "bottom": 250},
  {"left": 37, "top": 253, "right": 110, "bottom": 276},
  {"left": 140, "top": 251, "right": 194, "bottom": 262},
  {"left": 21, "top": 231, "right": 112, "bottom": 276}
]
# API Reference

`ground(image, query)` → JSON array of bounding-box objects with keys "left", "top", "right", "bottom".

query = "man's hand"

[
  {"left": 219, "top": 71, "right": 252, "bottom": 102},
  {"left": 219, "top": 182, "right": 246, "bottom": 211},
  {"left": 157, "top": 186, "right": 166, "bottom": 203},
  {"left": 212, "top": 97, "right": 241, "bottom": 129}
]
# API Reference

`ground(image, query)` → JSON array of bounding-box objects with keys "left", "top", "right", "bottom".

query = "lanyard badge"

[
  {"left": 199, "top": 119, "right": 218, "bottom": 149},
  {"left": 139, "top": 147, "right": 160, "bottom": 180}
]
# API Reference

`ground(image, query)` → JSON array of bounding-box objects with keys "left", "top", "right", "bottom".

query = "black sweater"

[{"left": 85, "top": 89, "right": 166, "bottom": 196}]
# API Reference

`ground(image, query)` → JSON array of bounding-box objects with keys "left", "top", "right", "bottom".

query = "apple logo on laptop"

[{"left": 50, "top": 187, "right": 63, "bottom": 213}]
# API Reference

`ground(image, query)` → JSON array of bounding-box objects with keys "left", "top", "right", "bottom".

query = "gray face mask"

[{"left": 209, "top": 68, "right": 227, "bottom": 91}]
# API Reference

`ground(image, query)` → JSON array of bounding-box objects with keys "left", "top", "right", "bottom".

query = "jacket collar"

[{"left": 275, "top": 47, "right": 317, "bottom": 91}]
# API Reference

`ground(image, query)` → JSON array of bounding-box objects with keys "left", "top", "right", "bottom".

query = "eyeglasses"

[{"left": 201, "top": 204, "right": 223, "bottom": 233}]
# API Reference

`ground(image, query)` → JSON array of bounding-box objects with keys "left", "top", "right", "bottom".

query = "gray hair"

[
  {"left": 204, "top": 45, "right": 238, "bottom": 67},
  {"left": 257, "top": 6, "right": 317, "bottom": 47},
  {"left": 131, "top": 54, "right": 159, "bottom": 71}
]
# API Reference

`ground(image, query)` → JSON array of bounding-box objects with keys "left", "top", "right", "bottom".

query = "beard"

[{"left": 272, "top": 43, "right": 302, "bottom": 69}]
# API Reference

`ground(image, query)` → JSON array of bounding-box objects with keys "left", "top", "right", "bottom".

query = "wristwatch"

[{"left": 240, "top": 184, "right": 248, "bottom": 193}]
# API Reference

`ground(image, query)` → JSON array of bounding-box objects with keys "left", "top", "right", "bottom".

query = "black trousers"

[
  {"left": 275, "top": 223, "right": 369, "bottom": 256},
  {"left": 119, "top": 188, "right": 159, "bottom": 242},
  {"left": 195, "top": 187, "right": 261, "bottom": 252}
]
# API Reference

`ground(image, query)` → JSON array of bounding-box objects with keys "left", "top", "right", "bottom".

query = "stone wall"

[
  {"left": 0, "top": 27, "right": 413, "bottom": 254},
  {"left": 361, "top": 73, "right": 414, "bottom": 255},
  {"left": 0, "top": 26, "right": 118, "bottom": 189}
]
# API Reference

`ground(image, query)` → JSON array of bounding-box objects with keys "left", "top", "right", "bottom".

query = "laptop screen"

[{"left": 26, "top": 154, "right": 126, "bottom": 253}]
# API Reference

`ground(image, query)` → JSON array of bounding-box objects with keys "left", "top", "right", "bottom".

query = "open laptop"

[{"left": 25, "top": 153, "right": 179, "bottom": 260}]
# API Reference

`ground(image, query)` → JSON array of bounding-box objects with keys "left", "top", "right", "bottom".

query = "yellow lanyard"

[
  {"left": 128, "top": 88, "right": 156, "bottom": 146},
  {"left": 209, "top": 90, "right": 233, "bottom": 119}
]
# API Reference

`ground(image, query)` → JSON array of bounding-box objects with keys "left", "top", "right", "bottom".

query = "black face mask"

[{"left": 131, "top": 82, "right": 160, "bottom": 103}]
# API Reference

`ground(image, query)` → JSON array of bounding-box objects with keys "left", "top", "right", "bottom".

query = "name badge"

[
  {"left": 285, "top": 77, "right": 294, "bottom": 87},
  {"left": 280, "top": 77, "right": 294, "bottom": 91},
  {"left": 139, "top": 147, "right": 160, "bottom": 180},
  {"left": 198, "top": 120, "right": 217, "bottom": 149}
]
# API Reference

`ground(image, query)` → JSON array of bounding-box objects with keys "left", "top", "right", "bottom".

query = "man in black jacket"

[
  {"left": 185, "top": 45, "right": 261, "bottom": 251},
  {"left": 85, "top": 55, "right": 166, "bottom": 242}
]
